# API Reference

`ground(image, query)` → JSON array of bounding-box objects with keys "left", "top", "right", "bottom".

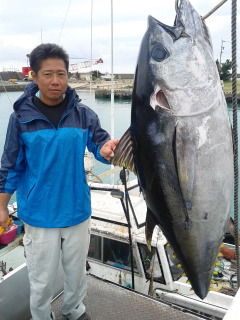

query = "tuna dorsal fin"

[
  {"left": 110, "top": 127, "right": 137, "bottom": 175},
  {"left": 146, "top": 208, "right": 158, "bottom": 250}
]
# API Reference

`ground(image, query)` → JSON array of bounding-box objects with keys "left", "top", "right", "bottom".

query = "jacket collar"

[{"left": 13, "top": 82, "right": 78, "bottom": 123}]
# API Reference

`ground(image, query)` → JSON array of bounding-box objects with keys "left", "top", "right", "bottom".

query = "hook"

[{"left": 175, "top": 0, "right": 180, "bottom": 13}]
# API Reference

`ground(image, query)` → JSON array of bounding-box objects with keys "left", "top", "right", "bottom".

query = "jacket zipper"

[{"left": 57, "top": 97, "right": 77, "bottom": 130}]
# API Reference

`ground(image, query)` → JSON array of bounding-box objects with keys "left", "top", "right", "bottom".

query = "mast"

[
  {"left": 110, "top": 0, "right": 115, "bottom": 183},
  {"left": 90, "top": 0, "right": 93, "bottom": 107}
]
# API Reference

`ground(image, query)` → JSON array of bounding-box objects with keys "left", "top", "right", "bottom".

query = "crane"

[{"left": 69, "top": 58, "right": 103, "bottom": 72}]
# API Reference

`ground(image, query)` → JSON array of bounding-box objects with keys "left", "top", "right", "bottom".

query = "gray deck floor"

[{"left": 52, "top": 275, "right": 204, "bottom": 320}]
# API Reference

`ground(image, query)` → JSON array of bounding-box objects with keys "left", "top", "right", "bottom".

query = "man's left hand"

[{"left": 100, "top": 139, "right": 119, "bottom": 161}]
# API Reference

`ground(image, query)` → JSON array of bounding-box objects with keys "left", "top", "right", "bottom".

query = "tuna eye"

[{"left": 151, "top": 45, "right": 169, "bottom": 62}]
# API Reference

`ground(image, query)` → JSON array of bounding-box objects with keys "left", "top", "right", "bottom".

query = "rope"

[
  {"left": 57, "top": 0, "right": 72, "bottom": 45},
  {"left": 175, "top": 0, "right": 228, "bottom": 19},
  {"left": 231, "top": 0, "right": 239, "bottom": 288},
  {"left": 86, "top": 171, "right": 103, "bottom": 183},
  {"left": 202, "top": 0, "right": 229, "bottom": 20},
  {"left": 0, "top": 74, "right": 13, "bottom": 105}
]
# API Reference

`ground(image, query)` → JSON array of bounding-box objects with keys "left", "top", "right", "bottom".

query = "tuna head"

[{"left": 145, "top": 0, "right": 222, "bottom": 117}]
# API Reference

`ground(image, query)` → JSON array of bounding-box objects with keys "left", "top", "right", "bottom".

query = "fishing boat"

[{"left": 0, "top": 166, "right": 239, "bottom": 320}]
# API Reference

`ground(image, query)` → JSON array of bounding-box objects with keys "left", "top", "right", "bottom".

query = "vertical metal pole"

[
  {"left": 90, "top": 0, "right": 93, "bottom": 108},
  {"left": 110, "top": 0, "right": 114, "bottom": 140},
  {"left": 122, "top": 167, "right": 135, "bottom": 290},
  {"left": 110, "top": 0, "right": 115, "bottom": 184},
  {"left": 231, "top": 0, "right": 239, "bottom": 288},
  {"left": 219, "top": 39, "right": 226, "bottom": 65}
]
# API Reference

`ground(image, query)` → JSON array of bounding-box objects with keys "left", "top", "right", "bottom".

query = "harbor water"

[
  {"left": 0, "top": 89, "right": 132, "bottom": 204},
  {"left": 0, "top": 89, "right": 239, "bottom": 225}
]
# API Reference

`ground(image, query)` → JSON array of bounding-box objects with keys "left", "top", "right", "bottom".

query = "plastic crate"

[{"left": 0, "top": 224, "right": 17, "bottom": 244}]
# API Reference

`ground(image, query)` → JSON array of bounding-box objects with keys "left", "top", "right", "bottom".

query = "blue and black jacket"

[{"left": 0, "top": 82, "right": 110, "bottom": 227}]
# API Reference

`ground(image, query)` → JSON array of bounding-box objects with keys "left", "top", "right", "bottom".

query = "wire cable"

[
  {"left": 231, "top": 0, "right": 239, "bottom": 288},
  {"left": 202, "top": 0, "right": 229, "bottom": 20},
  {"left": 0, "top": 75, "right": 13, "bottom": 105},
  {"left": 57, "top": 0, "right": 72, "bottom": 45}
]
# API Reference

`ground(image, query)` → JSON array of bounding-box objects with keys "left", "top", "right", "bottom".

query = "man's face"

[{"left": 32, "top": 58, "right": 68, "bottom": 106}]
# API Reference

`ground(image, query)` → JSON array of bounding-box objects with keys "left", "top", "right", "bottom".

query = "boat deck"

[{"left": 50, "top": 275, "right": 204, "bottom": 320}]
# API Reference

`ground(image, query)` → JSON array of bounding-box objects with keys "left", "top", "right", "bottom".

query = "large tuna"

[{"left": 111, "top": 0, "right": 233, "bottom": 299}]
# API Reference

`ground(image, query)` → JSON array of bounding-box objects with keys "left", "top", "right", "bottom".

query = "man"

[{"left": 0, "top": 43, "right": 118, "bottom": 320}]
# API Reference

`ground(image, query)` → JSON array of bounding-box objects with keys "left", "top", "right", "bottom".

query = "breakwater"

[
  {"left": 95, "top": 89, "right": 240, "bottom": 102},
  {"left": 0, "top": 83, "right": 28, "bottom": 92},
  {"left": 94, "top": 89, "right": 132, "bottom": 99},
  {"left": 1, "top": 82, "right": 239, "bottom": 102}
]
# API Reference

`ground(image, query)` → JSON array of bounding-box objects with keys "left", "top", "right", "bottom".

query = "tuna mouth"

[
  {"left": 150, "top": 85, "right": 170, "bottom": 111},
  {"left": 148, "top": 15, "right": 185, "bottom": 41}
]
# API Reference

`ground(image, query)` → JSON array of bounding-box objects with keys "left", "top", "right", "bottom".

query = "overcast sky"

[{"left": 0, "top": 0, "right": 239, "bottom": 74}]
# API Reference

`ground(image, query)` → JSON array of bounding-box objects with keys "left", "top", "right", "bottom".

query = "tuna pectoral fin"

[
  {"left": 146, "top": 208, "right": 158, "bottom": 250},
  {"left": 110, "top": 127, "right": 137, "bottom": 174}
]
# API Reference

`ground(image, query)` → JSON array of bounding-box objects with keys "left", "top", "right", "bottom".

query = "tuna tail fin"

[
  {"left": 146, "top": 208, "right": 158, "bottom": 250},
  {"left": 110, "top": 127, "right": 137, "bottom": 175}
]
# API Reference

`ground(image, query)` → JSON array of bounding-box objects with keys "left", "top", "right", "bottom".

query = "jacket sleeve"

[
  {"left": 0, "top": 113, "right": 26, "bottom": 194},
  {"left": 87, "top": 112, "right": 111, "bottom": 164}
]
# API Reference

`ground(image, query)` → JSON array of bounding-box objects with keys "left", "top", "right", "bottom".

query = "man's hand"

[
  {"left": 0, "top": 207, "right": 10, "bottom": 231},
  {"left": 0, "top": 193, "right": 12, "bottom": 231},
  {"left": 100, "top": 139, "right": 119, "bottom": 161}
]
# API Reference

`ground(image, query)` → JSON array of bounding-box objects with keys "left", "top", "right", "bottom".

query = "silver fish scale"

[{"left": 51, "top": 275, "right": 205, "bottom": 320}]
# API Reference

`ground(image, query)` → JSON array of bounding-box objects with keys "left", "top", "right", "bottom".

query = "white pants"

[{"left": 23, "top": 219, "right": 91, "bottom": 320}]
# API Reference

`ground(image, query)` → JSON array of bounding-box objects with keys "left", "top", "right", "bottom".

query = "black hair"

[{"left": 29, "top": 43, "right": 69, "bottom": 74}]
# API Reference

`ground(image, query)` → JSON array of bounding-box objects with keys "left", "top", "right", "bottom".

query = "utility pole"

[{"left": 220, "top": 39, "right": 226, "bottom": 65}]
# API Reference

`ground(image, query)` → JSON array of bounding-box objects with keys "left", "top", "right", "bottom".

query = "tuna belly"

[{"left": 173, "top": 110, "right": 233, "bottom": 299}]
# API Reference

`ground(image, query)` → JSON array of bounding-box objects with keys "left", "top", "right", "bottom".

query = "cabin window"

[
  {"left": 138, "top": 243, "right": 166, "bottom": 284},
  {"left": 103, "top": 238, "right": 138, "bottom": 272},
  {"left": 88, "top": 235, "right": 138, "bottom": 273},
  {"left": 164, "top": 244, "right": 184, "bottom": 281},
  {"left": 88, "top": 234, "right": 102, "bottom": 261}
]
